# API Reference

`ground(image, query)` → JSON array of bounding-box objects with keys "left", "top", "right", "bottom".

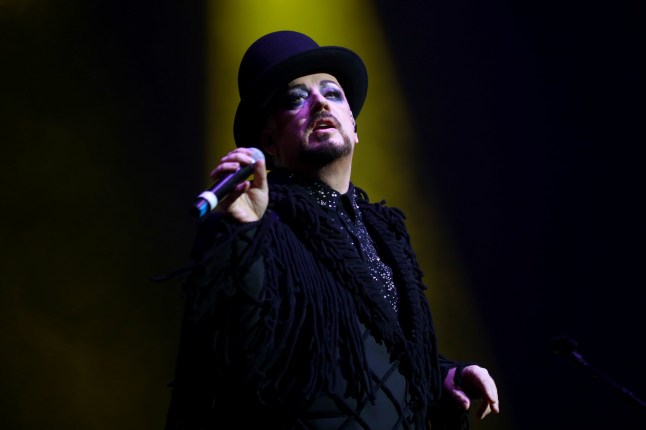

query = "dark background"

[
  {"left": 373, "top": 1, "right": 646, "bottom": 428},
  {"left": 2, "top": 1, "right": 644, "bottom": 429}
]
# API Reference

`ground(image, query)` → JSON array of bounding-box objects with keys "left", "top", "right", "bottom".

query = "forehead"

[{"left": 286, "top": 73, "right": 342, "bottom": 89}]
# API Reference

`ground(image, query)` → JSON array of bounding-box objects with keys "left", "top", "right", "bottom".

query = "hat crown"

[{"left": 238, "top": 31, "right": 320, "bottom": 99}]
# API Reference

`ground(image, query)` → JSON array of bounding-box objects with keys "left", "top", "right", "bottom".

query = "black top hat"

[{"left": 233, "top": 31, "right": 368, "bottom": 162}]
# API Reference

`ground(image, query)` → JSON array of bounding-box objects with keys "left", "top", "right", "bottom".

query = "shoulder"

[{"left": 354, "top": 186, "right": 407, "bottom": 223}]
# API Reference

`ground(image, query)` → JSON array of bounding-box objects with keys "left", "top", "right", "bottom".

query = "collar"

[{"left": 269, "top": 169, "right": 359, "bottom": 219}]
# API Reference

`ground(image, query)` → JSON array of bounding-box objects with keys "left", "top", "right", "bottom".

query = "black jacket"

[{"left": 164, "top": 170, "right": 469, "bottom": 429}]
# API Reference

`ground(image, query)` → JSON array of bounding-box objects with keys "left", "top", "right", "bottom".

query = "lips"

[
  {"left": 310, "top": 115, "right": 338, "bottom": 131},
  {"left": 313, "top": 120, "right": 335, "bottom": 130}
]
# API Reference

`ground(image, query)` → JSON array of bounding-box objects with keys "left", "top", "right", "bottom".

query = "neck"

[
  {"left": 299, "top": 153, "right": 353, "bottom": 193},
  {"left": 277, "top": 149, "right": 353, "bottom": 193},
  {"left": 315, "top": 163, "right": 351, "bottom": 193}
]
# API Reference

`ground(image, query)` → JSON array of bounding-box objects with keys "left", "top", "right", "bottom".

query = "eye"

[
  {"left": 323, "top": 88, "right": 343, "bottom": 101},
  {"left": 282, "top": 88, "right": 308, "bottom": 109}
]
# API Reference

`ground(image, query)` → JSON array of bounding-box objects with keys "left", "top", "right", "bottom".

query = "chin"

[{"left": 300, "top": 137, "right": 353, "bottom": 167}]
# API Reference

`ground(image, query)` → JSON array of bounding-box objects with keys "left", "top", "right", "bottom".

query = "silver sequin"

[{"left": 304, "top": 182, "right": 400, "bottom": 313}]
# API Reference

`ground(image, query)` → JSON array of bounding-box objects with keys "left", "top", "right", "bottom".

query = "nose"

[{"left": 310, "top": 90, "right": 330, "bottom": 113}]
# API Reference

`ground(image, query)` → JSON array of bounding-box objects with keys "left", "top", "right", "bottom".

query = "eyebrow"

[
  {"left": 286, "top": 80, "right": 341, "bottom": 90},
  {"left": 320, "top": 80, "right": 341, "bottom": 88}
]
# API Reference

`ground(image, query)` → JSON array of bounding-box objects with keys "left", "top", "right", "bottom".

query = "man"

[{"left": 165, "top": 30, "right": 499, "bottom": 429}]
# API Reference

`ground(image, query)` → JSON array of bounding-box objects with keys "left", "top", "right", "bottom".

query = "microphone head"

[
  {"left": 550, "top": 335, "right": 578, "bottom": 355},
  {"left": 249, "top": 147, "right": 265, "bottom": 162}
]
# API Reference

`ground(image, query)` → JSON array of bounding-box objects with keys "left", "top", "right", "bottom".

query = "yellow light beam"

[{"left": 205, "top": 0, "right": 494, "bottom": 366}]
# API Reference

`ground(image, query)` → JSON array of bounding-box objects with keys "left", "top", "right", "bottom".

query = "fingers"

[
  {"left": 219, "top": 158, "right": 266, "bottom": 205},
  {"left": 210, "top": 147, "right": 263, "bottom": 182},
  {"left": 489, "top": 395, "right": 500, "bottom": 415},
  {"left": 251, "top": 157, "right": 267, "bottom": 190},
  {"left": 207, "top": 147, "right": 269, "bottom": 222},
  {"left": 477, "top": 402, "right": 492, "bottom": 420},
  {"left": 443, "top": 367, "right": 471, "bottom": 410},
  {"left": 456, "top": 365, "right": 501, "bottom": 420}
]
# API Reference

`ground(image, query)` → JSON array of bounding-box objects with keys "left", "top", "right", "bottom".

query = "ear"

[{"left": 350, "top": 111, "right": 359, "bottom": 143}]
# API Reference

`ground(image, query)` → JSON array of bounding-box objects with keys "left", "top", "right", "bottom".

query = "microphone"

[
  {"left": 550, "top": 335, "right": 584, "bottom": 363},
  {"left": 190, "top": 147, "right": 265, "bottom": 219},
  {"left": 550, "top": 334, "right": 646, "bottom": 410}
]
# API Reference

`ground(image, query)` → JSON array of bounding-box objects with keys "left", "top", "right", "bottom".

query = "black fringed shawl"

[{"left": 166, "top": 171, "right": 469, "bottom": 429}]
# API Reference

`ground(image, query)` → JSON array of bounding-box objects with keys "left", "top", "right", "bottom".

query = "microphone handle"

[{"left": 190, "top": 163, "right": 256, "bottom": 219}]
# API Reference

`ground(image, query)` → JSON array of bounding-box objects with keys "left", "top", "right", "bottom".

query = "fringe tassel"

[{"left": 175, "top": 174, "right": 445, "bottom": 427}]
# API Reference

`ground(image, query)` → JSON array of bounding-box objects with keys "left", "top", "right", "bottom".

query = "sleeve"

[
  {"left": 427, "top": 354, "right": 479, "bottom": 430},
  {"left": 185, "top": 212, "right": 266, "bottom": 318},
  {"left": 437, "top": 354, "right": 477, "bottom": 390},
  {"left": 164, "top": 212, "right": 271, "bottom": 429}
]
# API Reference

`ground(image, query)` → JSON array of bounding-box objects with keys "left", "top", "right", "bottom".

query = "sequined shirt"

[{"left": 302, "top": 179, "right": 400, "bottom": 313}]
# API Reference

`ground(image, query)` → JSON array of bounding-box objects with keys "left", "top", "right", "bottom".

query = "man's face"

[{"left": 262, "top": 73, "right": 359, "bottom": 170}]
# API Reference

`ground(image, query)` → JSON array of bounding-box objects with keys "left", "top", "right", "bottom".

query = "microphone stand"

[{"left": 551, "top": 335, "right": 646, "bottom": 411}]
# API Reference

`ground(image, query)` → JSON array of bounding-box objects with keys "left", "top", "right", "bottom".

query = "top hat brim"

[{"left": 233, "top": 46, "right": 368, "bottom": 161}]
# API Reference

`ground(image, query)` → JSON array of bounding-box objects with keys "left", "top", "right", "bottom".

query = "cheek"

[
  {"left": 339, "top": 112, "right": 355, "bottom": 132},
  {"left": 276, "top": 112, "right": 304, "bottom": 133}
]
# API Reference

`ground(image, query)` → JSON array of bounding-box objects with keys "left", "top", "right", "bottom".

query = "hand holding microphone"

[{"left": 190, "top": 147, "right": 267, "bottom": 221}]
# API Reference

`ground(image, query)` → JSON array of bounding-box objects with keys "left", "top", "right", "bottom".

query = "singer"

[{"left": 164, "top": 31, "right": 499, "bottom": 430}]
